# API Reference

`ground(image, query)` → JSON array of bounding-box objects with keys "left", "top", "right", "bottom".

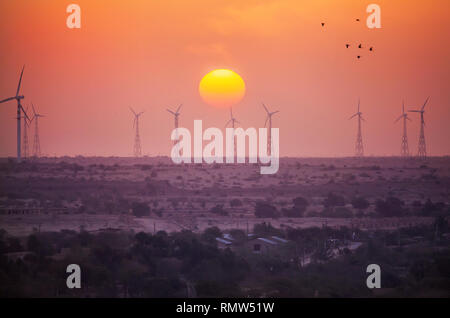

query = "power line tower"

[
  {"left": 417, "top": 116, "right": 426, "bottom": 158},
  {"left": 409, "top": 97, "right": 429, "bottom": 159},
  {"left": 401, "top": 121, "right": 410, "bottom": 157},
  {"left": 350, "top": 99, "right": 364, "bottom": 157},
  {"left": 22, "top": 116, "right": 29, "bottom": 158},
  {"left": 31, "top": 104, "right": 43, "bottom": 158},
  {"left": 33, "top": 115, "right": 41, "bottom": 157},
  {"left": 395, "top": 101, "right": 410, "bottom": 157},
  {"left": 130, "top": 107, "right": 144, "bottom": 157}
]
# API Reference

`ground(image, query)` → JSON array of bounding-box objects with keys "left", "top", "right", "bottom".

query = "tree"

[
  {"left": 293, "top": 196, "right": 309, "bottom": 209},
  {"left": 132, "top": 202, "right": 150, "bottom": 217},
  {"left": 375, "top": 197, "right": 404, "bottom": 217},
  {"left": 283, "top": 196, "right": 310, "bottom": 217},
  {"left": 324, "top": 192, "right": 346, "bottom": 207},
  {"left": 202, "top": 227, "right": 222, "bottom": 243},
  {"left": 230, "top": 199, "right": 242, "bottom": 207},
  {"left": 210, "top": 204, "right": 228, "bottom": 216},
  {"left": 351, "top": 197, "right": 370, "bottom": 210},
  {"left": 254, "top": 202, "right": 278, "bottom": 218}
]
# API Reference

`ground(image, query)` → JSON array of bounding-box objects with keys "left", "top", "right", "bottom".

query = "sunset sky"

[{"left": 0, "top": 0, "right": 449, "bottom": 157}]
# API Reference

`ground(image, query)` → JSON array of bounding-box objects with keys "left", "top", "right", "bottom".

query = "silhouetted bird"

[
  {"left": 369, "top": 47, "right": 373, "bottom": 51},
  {"left": 321, "top": 23, "right": 325, "bottom": 27},
  {"left": 346, "top": 44, "right": 350, "bottom": 48},
  {"left": 356, "top": 19, "right": 360, "bottom": 22},
  {"left": 357, "top": 56, "right": 361, "bottom": 59},
  {"left": 358, "top": 44, "right": 362, "bottom": 49}
]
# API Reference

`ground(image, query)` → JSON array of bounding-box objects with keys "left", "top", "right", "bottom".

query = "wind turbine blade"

[
  {"left": 176, "top": 104, "right": 183, "bottom": 113},
  {"left": 129, "top": 107, "right": 136, "bottom": 115},
  {"left": 225, "top": 119, "right": 231, "bottom": 127},
  {"left": 167, "top": 109, "right": 175, "bottom": 115},
  {"left": 0, "top": 97, "right": 15, "bottom": 104},
  {"left": 32, "top": 103, "right": 37, "bottom": 115},
  {"left": 421, "top": 96, "right": 430, "bottom": 111},
  {"left": 358, "top": 98, "right": 360, "bottom": 112},
  {"left": 230, "top": 107, "right": 233, "bottom": 119},
  {"left": 262, "top": 103, "right": 269, "bottom": 114},
  {"left": 407, "top": 117, "right": 412, "bottom": 122},
  {"left": 349, "top": 113, "right": 357, "bottom": 119},
  {"left": 394, "top": 115, "right": 403, "bottom": 123},
  {"left": 264, "top": 116, "right": 269, "bottom": 127},
  {"left": 16, "top": 65, "right": 25, "bottom": 96},
  {"left": 409, "top": 110, "right": 421, "bottom": 113},
  {"left": 272, "top": 110, "right": 280, "bottom": 115},
  {"left": 402, "top": 100, "right": 405, "bottom": 114}
]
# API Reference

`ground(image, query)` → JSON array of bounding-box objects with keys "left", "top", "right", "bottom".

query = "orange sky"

[{"left": 0, "top": 0, "right": 449, "bottom": 157}]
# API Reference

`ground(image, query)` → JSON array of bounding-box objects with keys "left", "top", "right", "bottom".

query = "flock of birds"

[{"left": 321, "top": 18, "right": 374, "bottom": 59}]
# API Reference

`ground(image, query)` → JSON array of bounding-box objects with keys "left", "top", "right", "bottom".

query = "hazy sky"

[{"left": 0, "top": 0, "right": 449, "bottom": 157}]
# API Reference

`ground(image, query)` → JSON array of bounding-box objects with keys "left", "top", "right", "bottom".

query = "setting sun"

[{"left": 199, "top": 69, "right": 246, "bottom": 108}]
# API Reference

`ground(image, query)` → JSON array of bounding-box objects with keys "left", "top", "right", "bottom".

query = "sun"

[{"left": 199, "top": 69, "right": 246, "bottom": 108}]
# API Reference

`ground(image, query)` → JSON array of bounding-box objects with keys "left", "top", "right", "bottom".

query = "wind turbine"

[
  {"left": 409, "top": 97, "right": 430, "bottom": 158},
  {"left": 349, "top": 98, "right": 365, "bottom": 157},
  {"left": 130, "top": 107, "right": 144, "bottom": 157},
  {"left": 262, "top": 103, "right": 279, "bottom": 156},
  {"left": 31, "top": 103, "right": 44, "bottom": 158},
  {"left": 394, "top": 100, "right": 411, "bottom": 157},
  {"left": 166, "top": 104, "right": 182, "bottom": 145},
  {"left": 225, "top": 107, "right": 241, "bottom": 157},
  {"left": 0, "top": 66, "right": 29, "bottom": 162},
  {"left": 225, "top": 107, "right": 240, "bottom": 129}
]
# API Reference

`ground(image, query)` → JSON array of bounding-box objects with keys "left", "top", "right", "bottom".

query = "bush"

[{"left": 322, "top": 207, "right": 353, "bottom": 218}]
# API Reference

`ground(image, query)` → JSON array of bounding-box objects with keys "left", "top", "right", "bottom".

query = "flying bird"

[
  {"left": 356, "top": 18, "right": 360, "bottom": 22},
  {"left": 321, "top": 22, "right": 325, "bottom": 27},
  {"left": 357, "top": 56, "right": 361, "bottom": 59},
  {"left": 358, "top": 44, "right": 362, "bottom": 49},
  {"left": 369, "top": 47, "right": 373, "bottom": 51},
  {"left": 346, "top": 44, "right": 350, "bottom": 48}
]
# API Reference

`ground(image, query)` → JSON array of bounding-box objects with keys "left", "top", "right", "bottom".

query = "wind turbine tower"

[
  {"left": 32, "top": 104, "right": 44, "bottom": 158},
  {"left": 395, "top": 101, "right": 411, "bottom": 157},
  {"left": 166, "top": 104, "right": 182, "bottom": 145},
  {"left": 0, "top": 66, "right": 29, "bottom": 162},
  {"left": 409, "top": 97, "right": 430, "bottom": 158},
  {"left": 130, "top": 107, "right": 144, "bottom": 157},
  {"left": 262, "top": 103, "right": 280, "bottom": 156},
  {"left": 349, "top": 99, "right": 365, "bottom": 157}
]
